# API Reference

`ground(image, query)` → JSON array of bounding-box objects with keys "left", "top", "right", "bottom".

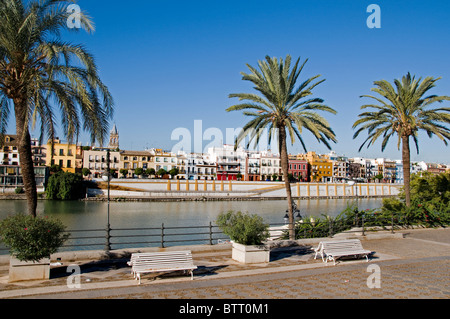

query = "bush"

[
  {"left": 216, "top": 211, "right": 269, "bottom": 245},
  {"left": 381, "top": 172, "right": 450, "bottom": 227},
  {"left": 0, "top": 214, "right": 70, "bottom": 262},
  {"left": 46, "top": 171, "right": 84, "bottom": 200}
]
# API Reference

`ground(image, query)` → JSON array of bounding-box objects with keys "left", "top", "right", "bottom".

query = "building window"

[{"left": 67, "top": 160, "right": 72, "bottom": 168}]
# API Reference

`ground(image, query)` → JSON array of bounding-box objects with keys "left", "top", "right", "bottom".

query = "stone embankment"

[{"left": 86, "top": 180, "right": 402, "bottom": 201}]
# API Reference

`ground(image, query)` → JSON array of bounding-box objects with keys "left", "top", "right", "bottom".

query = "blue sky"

[{"left": 48, "top": 0, "right": 450, "bottom": 163}]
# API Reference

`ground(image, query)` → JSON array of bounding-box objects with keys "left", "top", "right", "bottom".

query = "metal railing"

[
  {"left": 0, "top": 222, "right": 230, "bottom": 254},
  {"left": 1, "top": 216, "right": 444, "bottom": 255}
]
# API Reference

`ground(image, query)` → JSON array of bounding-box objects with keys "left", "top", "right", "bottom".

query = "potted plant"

[
  {"left": 216, "top": 211, "right": 270, "bottom": 264},
  {"left": 0, "top": 214, "right": 70, "bottom": 282}
]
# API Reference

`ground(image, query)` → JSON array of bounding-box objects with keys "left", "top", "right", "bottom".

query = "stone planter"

[
  {"left": 232, "top": 242, "right": 270, "bottom": 264},
  {"left": 9, "top": 257, "right": 50, "bottom": 282}
]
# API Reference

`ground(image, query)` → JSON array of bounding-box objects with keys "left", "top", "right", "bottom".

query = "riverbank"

[
  {"left": 86, "top": 180, "right": 402, "bottom": 202},
  {"left": 0, "top": 181, "right": 402, "bottom": 202}
]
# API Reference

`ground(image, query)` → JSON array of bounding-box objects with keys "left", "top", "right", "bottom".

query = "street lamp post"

[{"left": 102, "top": 149, "right": 111, "bottom": 252}]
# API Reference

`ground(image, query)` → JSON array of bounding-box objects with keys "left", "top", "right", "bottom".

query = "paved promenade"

[{"left": 0, "top": 228, "right": 449, "bottom": 300}]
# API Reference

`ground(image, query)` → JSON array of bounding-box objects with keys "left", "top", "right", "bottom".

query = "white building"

[
  {"left": 83, "top": 148, "right": 120, "bottom": 178},
  {"left": 182, "top": 152, "right": 216, "bottom": 180},
  {"left": 260, "top": 150, "right": 281, "bottom": 181},
  {"left": 208, "top": 144, "right": 247, "bottom": 181}
]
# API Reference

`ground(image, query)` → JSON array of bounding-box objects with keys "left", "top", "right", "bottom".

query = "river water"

[
  {"left": 0, "top": 198, "right": 384, "bottom": 253},
  {"left": 0, "top": 198, "right": 384, "bottom": 227}
]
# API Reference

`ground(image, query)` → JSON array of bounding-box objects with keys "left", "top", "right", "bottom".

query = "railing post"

[
  {"left": 105, "top": 224, "right": 111, "bottom": 252},
  {"left": 209, "top": 222, "right": 213, "bottom": 245},
  {"left": 161, "top": 223, "right": 165, "bottom": 248},
  {"left": 362, "top": 215, "right": 365, "bottom": 236}
]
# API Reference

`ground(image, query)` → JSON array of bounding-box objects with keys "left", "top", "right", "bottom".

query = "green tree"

[
  {"left": 157, "top": 168, "right": 167, "bottom": 178},
  {"left": 134, "top": 167, "right": 144, "bottom": 178},
  {"left": 46, "top": 171, "right": 84, "bottom": 200},
  {"left": 119, "top": 169, "right": 128, "bottom": 178},
  {"left": 145, "top": 168, "right": 156, "bottom": 178},
  {"left": 353, "top": 73, "right": 450, "bottom": 207},
  {"left": 0, "top": 0, "right": 114, "bottom": 217},
  {"left": 226, "top": 55, "right": 337, "bottom": 239},
  {"left": 82, "top": 168, "right": 91, "bottom": 178},
  {"left": 169, "top": 167, "right": 179, "bottom": 179}
]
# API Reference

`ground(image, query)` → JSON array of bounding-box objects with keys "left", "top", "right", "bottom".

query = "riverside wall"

[{"left": 86, "top": 180, "right": 402, "bottom": 201}]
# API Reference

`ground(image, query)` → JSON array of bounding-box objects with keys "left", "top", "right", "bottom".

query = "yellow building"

[
  {"left": 296, "top": 151, "right": 332, "bottom": 182},
  {"left": 45, "top": 138, "right": 82, "bottom": 173},
  {"left": 119, "top": 150, "right": 155, "bottom": 177}
]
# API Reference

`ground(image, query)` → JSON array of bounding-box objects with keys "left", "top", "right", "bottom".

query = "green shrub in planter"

[
  {"left": 216, "top": 211, "right": 269, "bottom": 245},
  {"left": 0, "top": 214, "right": 70, "bottom": 262}
]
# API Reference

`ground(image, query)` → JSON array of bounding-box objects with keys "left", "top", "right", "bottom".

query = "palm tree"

[
  {"left": 0, "top": 0, "right": 114, "bottom": 217},
  {"left": 226, "top": 55, "right": 337, "bottom": 239},
  {"left": 353, "top": 73, "right": 450, "bottom": 207}
]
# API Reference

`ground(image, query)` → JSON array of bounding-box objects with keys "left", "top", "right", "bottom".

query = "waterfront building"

[
  {"left": 297, "top": 151, "right": 332, "bottom": 182},
  {"left": 45, "top": 138, "right": 82, "bottom": 173},
  {"left": 0, "top": 165, "right": 49, "bottom": 193},
  {"left": 31, "top": 138, "right": 46, "bottom": 167},
  {"left": 247, "top": 151, "right": 261, "bottom": 181},
  {"left": 328, "top": 151, "right": 349, "bottom": 182},
  {"left": 120, "top": 150, "right": 155, "bottom": 178},
  {"left": 148, "top": 149, "right": 179, "bottom": 176},
  {"left": 1, "top": 135, "right": 20, "bottom": 166},
  {"left": 288, "top": 156, "right": 309, "bottom": 182},
  {"left": 176, "top": 152, "right": 188, "bottom": 179},
  {"left": 83, "top": 148, "right": 120, "bottom": 178},
  {"left": 375, "top": 158, "right": 397, "bottom": 183},
  {"left": 260, "top": 150, "right": 281, "bottom": 181},
  {"left": 351, "top": 157, "right": 376, "bottom": 182},
  {"left": 395, "top": 160, "right": 404, "bottom": 184},
  {"left": 1, "top": 135, "right": 49, "bottom": 192},
  {"left": 183, "top": 152, "right": 216, "bottom": 180},
  {"left": 348, "top": 160, "right": 363, "bottom": 181},
  {"left": 208, "top": 145, "right": 247, "bottom": 181},
  {"left": 410, "top": 162, "right": 423, "bottom": 176},
  {"left": 426, "top": 163, "right": 447, "bottom": 175}
]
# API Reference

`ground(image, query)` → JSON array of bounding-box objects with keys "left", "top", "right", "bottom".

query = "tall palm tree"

[
  {"left": 0, "top": 0, "right": 114, "bottom": 217},
  {"left": 226, "top": 55, "right": 337, "bottom": 239},
  {"left": 353, "top": 73, "right": 450, "bottom": 207}
]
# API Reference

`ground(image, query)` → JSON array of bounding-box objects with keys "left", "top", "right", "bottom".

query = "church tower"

[{"left": 108, "top": 124, "right": 119, "bottom": 149}]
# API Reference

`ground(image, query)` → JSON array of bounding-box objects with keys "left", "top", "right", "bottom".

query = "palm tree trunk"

[
  {"left": 402, "top": 135, "right": 411, "bottom": 207},
  {"left": 279, "top": 126, "right": 294, "bottom": 240},
  {"left": 14, "top": 98, "right": 38, "bottom": 217}
]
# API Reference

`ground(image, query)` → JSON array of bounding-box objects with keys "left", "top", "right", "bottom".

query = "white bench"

[
  {"left": 314, "top": 239, "right": 372, "bottom": 265},
  {"left": 128, "top": 251, "right": 197, "bottom": 284}
]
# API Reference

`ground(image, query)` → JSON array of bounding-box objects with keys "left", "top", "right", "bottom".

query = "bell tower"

[{"left": 108, "top": 124, "right": 119, "bottom": 149}]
